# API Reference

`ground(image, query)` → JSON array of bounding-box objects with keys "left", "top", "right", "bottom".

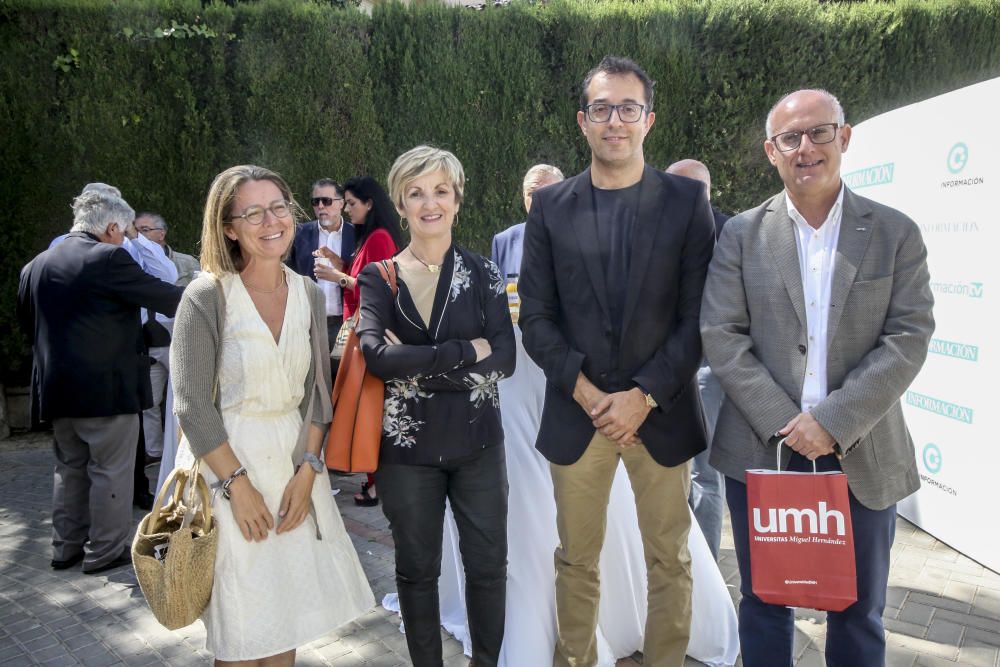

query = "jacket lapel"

[
  {"left": 763, "top": 193, "right": 807, "bottom": 329},
  {"left": 826, "top": 189, "right": 874, "bottom": 345},
  {"left": 570, "top": 168, "right": 612, "bottom": 323},
  {"left": 620, "top": 166, "right": 663, "bottom": 340}
]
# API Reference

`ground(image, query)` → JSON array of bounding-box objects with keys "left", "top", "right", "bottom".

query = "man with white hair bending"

[{"left": 18, "top": 190, "right": 183, "bottom": 575}]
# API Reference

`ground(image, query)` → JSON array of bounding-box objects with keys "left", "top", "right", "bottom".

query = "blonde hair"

[
  {"left": 387, "top": 145, "right": 465, "bottom": 212},
  {"left": 199, "top": 165, "right": 299, "bottom": 275}
]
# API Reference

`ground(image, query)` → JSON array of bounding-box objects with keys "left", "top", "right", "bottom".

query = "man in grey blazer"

[{"left": 701, "top": 89, "right": 933, "bottom": 667}]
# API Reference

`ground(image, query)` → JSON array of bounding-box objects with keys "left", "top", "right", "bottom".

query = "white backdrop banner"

[{"left": 840, "top": 77, "right": 1000, "bottom": 573}]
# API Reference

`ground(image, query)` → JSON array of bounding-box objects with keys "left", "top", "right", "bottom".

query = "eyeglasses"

[
  {"left": 311, "top": 196, "right": 343, "bottom": 207},
  {"left": 770, "top": 123, "right": 840, "bottom": 152},
  {"left": 227, "top": 200, "right": 291, "bottom": 225},
  {"left": 582, "top": 103, "right": 647, "bottom": 123},
  {"left": 136, "top": 226, "right": 164, "bottom": 234}
]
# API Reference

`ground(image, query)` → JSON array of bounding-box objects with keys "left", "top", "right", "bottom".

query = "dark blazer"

[
  {"left": 356, "top": 246, "right": 516, "bottom": 466},
  {"left": 286, "top": 219, "right": 356, "bottom": 280},
  {"left": 17, "top": 232, "right": 184, "bottom": 422},
  {"left": 519, "top": 165, "right": 716, "bottom": 467}
]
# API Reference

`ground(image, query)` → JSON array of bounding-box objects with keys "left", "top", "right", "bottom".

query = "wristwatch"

[
  {"left": 338, "top": 276, "right": 350, "bottom": 288},
  {"left": 300, "top": 452, "right": 325, "bottom": 474},
  {"left": 636, "top": 387, "right": 658, "bottom": 409}
]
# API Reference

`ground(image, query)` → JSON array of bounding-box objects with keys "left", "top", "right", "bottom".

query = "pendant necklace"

[
  {"left": 409, "top": 247, "right": 442, "bottom": 274},
  {"left": 242, "top": 272, "right": 286, "bottom": 294}
]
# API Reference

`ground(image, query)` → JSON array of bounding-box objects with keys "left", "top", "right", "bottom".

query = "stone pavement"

[{"left": 2, "top": 431, "right": 999, "bottom": 666}]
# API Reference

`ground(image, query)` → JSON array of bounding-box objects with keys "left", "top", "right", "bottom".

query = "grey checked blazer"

[{"left": 700, "top": 189, "right": 934, "bottom": 510}]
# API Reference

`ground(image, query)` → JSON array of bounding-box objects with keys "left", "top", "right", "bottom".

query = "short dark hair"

[
  {"left": 578, "top": 56, "right": 655, "bottom": 112},
  {"left": 311, "top": 177, "right": 343, "bottom": 197}
]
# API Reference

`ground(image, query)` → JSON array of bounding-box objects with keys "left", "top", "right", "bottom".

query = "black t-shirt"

[{"left": 592, "top": 181, "right": 641, "bottom": 338}]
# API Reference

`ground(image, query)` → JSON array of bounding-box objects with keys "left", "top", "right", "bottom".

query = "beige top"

[{"left": 397, "top": 260, "right": 441, "bottom": 328}]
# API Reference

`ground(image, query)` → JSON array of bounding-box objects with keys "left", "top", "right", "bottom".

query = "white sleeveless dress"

[{"left": 176, "top": 269, "right": 374, "bottom": 661}]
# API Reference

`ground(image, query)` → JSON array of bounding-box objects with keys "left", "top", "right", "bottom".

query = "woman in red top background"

[{"left": 322, "top": 175, "right": 401, "bottom": 506}]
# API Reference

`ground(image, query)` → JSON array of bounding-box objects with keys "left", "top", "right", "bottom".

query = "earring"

[
  {"left": 453, "top": 213, "right": 459, "bottom": 227},
  {"left": 400, "top": 216, "right": 408, "bottom": 231}
]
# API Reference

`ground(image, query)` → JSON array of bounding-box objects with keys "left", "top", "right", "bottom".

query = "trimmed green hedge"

[{"left": 3, "top": 0, "right": 1000, "bottom": 383}]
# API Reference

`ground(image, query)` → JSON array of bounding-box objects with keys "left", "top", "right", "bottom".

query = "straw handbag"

[
  {"left": 132, "top": 277, "right": 224, "bottom": 630},
  {"left": 132, "top": 459, "right": 217, "bottom": 630}
]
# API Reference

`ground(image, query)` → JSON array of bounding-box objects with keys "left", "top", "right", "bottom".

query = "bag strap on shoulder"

[{"left": 376, "top": 259, "right": 398, "bottom": 296}]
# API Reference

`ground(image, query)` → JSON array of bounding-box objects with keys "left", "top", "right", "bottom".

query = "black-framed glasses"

[
  {"left": 136, "top": 226, "right": 164, "bottom": 234},
  {"left": 770, "top": 123, "right": 840, "bottom": 152},
  {"left": 311, "top": 196, "right": 343, "bottom": 207},
  {"left": 227, "top": 200, "right": 291, "bottom": 225},
  {"left": 582, "top": 103, "right": 647, "bottom": 123}
]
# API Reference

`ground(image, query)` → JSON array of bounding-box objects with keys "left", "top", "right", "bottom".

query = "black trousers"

[{"left": 377, "top": 446, "right": 508, "bottom": 667}]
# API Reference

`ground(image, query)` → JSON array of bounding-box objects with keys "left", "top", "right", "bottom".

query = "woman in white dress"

[{"left": 171, "top": 165, "right": 374, "bottom": 665}]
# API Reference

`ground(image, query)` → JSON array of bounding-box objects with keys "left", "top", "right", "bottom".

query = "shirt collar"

[{"left": 785, "top": 184, "right": 845, "bottom": 232}]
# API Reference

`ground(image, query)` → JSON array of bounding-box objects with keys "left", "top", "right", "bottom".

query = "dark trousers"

[
  {"left": 727, "top": 452, "right": 897, "bottom": 667},
  {"left": 377, "top": 446, "right": 508, "bottom": 667}
]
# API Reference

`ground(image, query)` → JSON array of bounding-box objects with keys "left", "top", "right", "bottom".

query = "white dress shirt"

[
  {"left": 320, "top": 223, "right": 344, "bottom": 317},
  {"left": 786, "top": 186, "right": 844, "bottom": 412}
]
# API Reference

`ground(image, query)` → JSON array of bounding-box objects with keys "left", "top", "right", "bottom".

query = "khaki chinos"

[{"left": 550, "top": 432, "right": 693, "bottom": 667}]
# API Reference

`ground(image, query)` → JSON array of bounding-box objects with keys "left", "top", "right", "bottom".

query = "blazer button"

[{"left": 798, "top": 344, "right": 807, "bottom": 355}]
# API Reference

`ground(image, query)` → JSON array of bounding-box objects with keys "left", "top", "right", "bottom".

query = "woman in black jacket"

[{"left": 356, "top": 145, "right": 515, "bottom": 667}]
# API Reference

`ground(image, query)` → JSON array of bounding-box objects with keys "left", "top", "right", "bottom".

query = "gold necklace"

[
  {"left": 241, "top": 272, "right": 286, "bottom": 294},
  {"left": 409, "top": 247, "right": 442, "bottom": 274}
]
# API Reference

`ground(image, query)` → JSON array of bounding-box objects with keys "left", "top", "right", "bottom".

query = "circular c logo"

[
  {"left": 923, "top": 443, "right": 943, "bottom": 474},
  {"left": 947, "top": 143, "right": 969, "bottom": 174}
]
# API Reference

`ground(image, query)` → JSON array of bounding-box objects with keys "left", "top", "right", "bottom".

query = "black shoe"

[
  {"left": 83, "top": 551, "right": 132, "bottom": 575},
  {"left": 133, "top": 491, "right": 154, "bottom": 511},
  {"left": 50, "top": 552, "right": 85, "bottom": 570},
  {"left": 354, "top": 482, "right": 379, "bottom": 507}
]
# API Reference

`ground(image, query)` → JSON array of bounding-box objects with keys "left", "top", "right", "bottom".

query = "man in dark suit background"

[
  {"left": 17, "top": 190, "right": 183, "bottom": 574},
  {"left": 519, "top": 56, "right": 715, "bottom": 667},
  {"left": 665, "top": 158, "right": 730, "bottom": 562},
  {"left": 286, "top": 178, "right": 356, "bottom": 345}
]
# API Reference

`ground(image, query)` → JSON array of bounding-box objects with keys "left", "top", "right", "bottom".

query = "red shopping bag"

[{"left": 746, "top": 441, "right": 857, "bottom": 611}]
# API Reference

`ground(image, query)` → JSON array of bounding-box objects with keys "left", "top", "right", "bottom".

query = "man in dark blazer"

[
  {"left": 701, "top": 89, "right": 934, "bottom": 667},
  {"left": 520, "top": 56, "right": 715, "bottom": 667},
  {"left": 286, "top": 178, "right": 356, "bottom": 369},
  {"left": 17, "top": 190, "right": 183, "bottom": 574}
]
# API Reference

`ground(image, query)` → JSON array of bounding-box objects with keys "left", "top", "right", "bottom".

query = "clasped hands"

[
  {"left": 228, "top": 465, "right": 316, "bottom": 542},
  {"left": 573, "top": 373, "right": 649, "bottom": 449},
  {"left": 777, "top": 411, "right": 836, "bottom": 461}
]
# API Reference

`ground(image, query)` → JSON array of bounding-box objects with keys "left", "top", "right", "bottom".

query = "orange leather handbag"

[{"left": 325, "top": 260, "right": 397, "bottom": 473}]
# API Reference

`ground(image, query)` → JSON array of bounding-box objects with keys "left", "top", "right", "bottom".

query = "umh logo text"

[{"left": 753, "top": 502, "right": 846, "bottom": 536}]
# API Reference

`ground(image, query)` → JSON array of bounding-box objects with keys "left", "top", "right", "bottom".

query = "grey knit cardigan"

[{"left": 170, "top": 272, "right": 334, "bottom": 459}]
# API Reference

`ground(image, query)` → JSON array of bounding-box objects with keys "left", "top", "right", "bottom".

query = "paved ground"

[{"left": 2, "top": 431, "right": 999, "bottom": 666}]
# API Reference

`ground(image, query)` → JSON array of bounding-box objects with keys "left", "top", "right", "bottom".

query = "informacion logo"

[
  {"left": 923, "top": 443, "right": 943, "bottom": 474},
  {"left": 843, "top": 162, "right": 894, "bottom": 189},
  {"left": 928, "top": 338, "right": 979, "bottom": 362},
  {"left": 929, "top": 281, "right": 984, "bottom": 299},
  {"left": 905, "top": 391, "right": 974, "bottom": 424},
  {"left": 947, "top": 142, "right": 969, "bottom": 174}
]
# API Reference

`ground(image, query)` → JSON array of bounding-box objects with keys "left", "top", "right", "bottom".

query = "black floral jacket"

[{"left": 356, "top": 245, "right": 516, "bottom": 466}]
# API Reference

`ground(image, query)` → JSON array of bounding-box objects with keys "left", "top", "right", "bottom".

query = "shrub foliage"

[{"left": 3, "top": 0, "right": 1000, "bottom": 382}]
